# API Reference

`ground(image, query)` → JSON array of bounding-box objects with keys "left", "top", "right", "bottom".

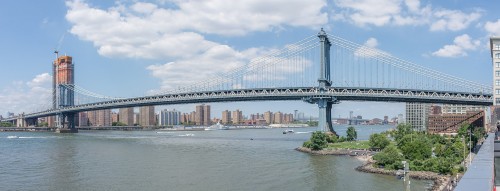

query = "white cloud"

[
  {"left": 65, "top": 0, "right": 328, "bottom": 59},
  {"left": 0, "top": 73, "right": 52, "bottom": 115},
  {"left": 146, "top": 45, "right": 247, "bottom": 91},
  {"left": 354, "top": 37, "right": 390, "bottom": 58},
  {"left": 364, "top": 37, "right": 378, "bottom": 48},
  {"left": 332, "top": 0, "right": 480, "bottom": 31},
  {"left": 432, "top": 34, "right": 480, "bottom": 57},
  {"left": 430, "top": 10, "right": 481, "bottom": 31},
  {"left": 65, "top": 0, "right": 327, "bottom": 93},
  {"left": 485, "top": 19, "right": 500, "bottom": 36}
]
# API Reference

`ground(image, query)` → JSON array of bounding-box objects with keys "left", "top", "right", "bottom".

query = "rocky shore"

[
  {"left": 296, "top": 147, "right": 452, "bottom": 191},
  {"left": 356, "top": 162, "right": 451, "bottom": 191}
]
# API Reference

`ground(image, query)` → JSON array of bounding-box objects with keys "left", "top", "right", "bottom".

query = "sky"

[{"left": 0, "top": 0, "right": 499, "bottom": 120}]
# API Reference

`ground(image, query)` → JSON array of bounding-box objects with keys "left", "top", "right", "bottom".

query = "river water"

[{"left": 0, "top": 125, "right": 432, "bottom": 191}]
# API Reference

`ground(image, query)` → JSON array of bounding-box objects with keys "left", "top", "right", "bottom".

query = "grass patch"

[{"left": 327, "top": 140, "right": 371, "bottom": 150}]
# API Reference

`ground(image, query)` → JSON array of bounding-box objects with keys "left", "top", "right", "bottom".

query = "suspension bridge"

[{"left": 1, "top": 29, "right": 492, "bottom": 133}]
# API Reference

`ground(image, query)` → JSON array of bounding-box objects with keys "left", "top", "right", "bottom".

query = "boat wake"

[{"left": 295, "top": 131, "right": 313, "bottom": 134}]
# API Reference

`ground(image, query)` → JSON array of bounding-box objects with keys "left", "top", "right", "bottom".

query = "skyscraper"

[
  {"left": 119, "top": 107, "right": 134, "bottom": 126},
  {"left": 139, "top": 106, "right": 155, "bottom": 126}
]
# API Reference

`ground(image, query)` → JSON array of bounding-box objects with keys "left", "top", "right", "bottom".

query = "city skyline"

[{"left": 1, "top": 0, "right": 499, "bottom": 120}]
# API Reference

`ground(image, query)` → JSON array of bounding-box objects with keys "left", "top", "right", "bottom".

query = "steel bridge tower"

[{"left": 303, "top": 29, "right": 338, "bottom": 134}]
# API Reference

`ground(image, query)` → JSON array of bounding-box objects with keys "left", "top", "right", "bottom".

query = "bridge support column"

[
  {"left": 317, "top": 98, "right": 335, "bottom": 133},
  {"left": 303, "top": 28, "right": 337, "bottom": 134},
  {"left": 55, "top": 112, "right": 77, "bottom": 133},
  {"left": 55, "top": 84, "right": 77, "bottom": 133}
]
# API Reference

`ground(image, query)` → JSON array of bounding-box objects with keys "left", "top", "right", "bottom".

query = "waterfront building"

[
  {"left": 442, "top": 104, "right": 483, "bottom": 114},
  {"left": 428, "top": 111, "right": 485, "bottom": 134},
  {"left": 283, "top": 113, "right": 293, "bottom": 124},
  {"left": 405, "top": 102, "right": 430, "bottom": 131},
  {"left": 78, "top": 112, "right": 88, "bottom": 126},
  {"left": 203, "top": 105, "right": 211, "bottom": 126},
  {"left": 87, "top": 109, "right": 111, "bottom": 126},
  {"left": 119, "top": 107, "right": 134, "bottom": 126},
  {"left": 194, "top": 104, "right": 211, "bottom": 126},
  {"left": 430, "top": 105, "right": 442, "bottom": 115},
  {"left": 221, "top": 110, "right": 231, "bottom": 124},
  {"left": 133, "top": 113, "right": 139, "bottom": 125},
  {"left": 232, "top": 109, "right": 243, "bottom": 125},
  {"left": 111, "top": 112, "right": 119, "bottom": 123},
  {"left": 139, "top": 106, "right": 155, "bottom": 127},
  {"left": 264, "top": 111, "right": 273, "bottom": 124},
  {"left": 159, "top": 109, "right": 181, "bottom": 126},
  {"left": 274, "top": 111, "right": 283, "bottom": 124}
]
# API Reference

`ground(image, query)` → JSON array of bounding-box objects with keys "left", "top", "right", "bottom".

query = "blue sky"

[{"left": 0, "top": 0, "right": 499, "bottom": 119}]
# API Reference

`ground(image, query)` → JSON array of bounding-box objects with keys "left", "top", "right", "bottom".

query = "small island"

[{"left": 296, "top": 123, "right": 486, "bottom": 191}]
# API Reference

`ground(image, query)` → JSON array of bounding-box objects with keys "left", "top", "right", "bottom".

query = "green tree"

[
  {"left": 346, "top": 126, "right": 357, "bottom": 141},
  {"left": 394, "top": 123, "right": 413, "bottom": 143},
  {"left": 38, "top": 122, "right": 49, "bottom": 127},
  {"left": 306, "top": 131, "right": 328, "bottom": 150},
  {"left": 398, "top": 134, "right": 432, "bottom": 160},
  {"left": 112, "top": 121, "right": 127, "bottom": 126},
  {"left": 0, "top": 122, "right": 13, "bottom": 127},
  {"left": 373, "top": 145, "right": 403, "bottom": 170},
  {"left": 369, "top": 133, "right": 390, "bottom": 150}
]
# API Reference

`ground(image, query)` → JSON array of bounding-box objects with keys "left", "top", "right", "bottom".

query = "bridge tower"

[
  {"left": 303, "top": 29, "right": 338, "bottom": 134},
  {"left": 53, "top": 53, "right": 77, "bottom": 133}
]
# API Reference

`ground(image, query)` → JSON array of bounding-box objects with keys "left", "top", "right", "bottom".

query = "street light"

[{"left": 402, "top": 161, "right": 410, "bottom": 191}]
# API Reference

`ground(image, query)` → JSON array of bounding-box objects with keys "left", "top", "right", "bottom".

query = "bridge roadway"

[{"left": 1, "top": 86, "right": 492, "bottom": 121}]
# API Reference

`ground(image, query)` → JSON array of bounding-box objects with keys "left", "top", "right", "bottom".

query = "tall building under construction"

[{"left": 50, "top": 54, "right": 74, "bottom": 127}]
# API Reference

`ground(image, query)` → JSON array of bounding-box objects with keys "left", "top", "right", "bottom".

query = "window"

[
  {"left": 496, "top": 44, "right": 500, "bottom": 50},
  {"left": 497, "top": 80, "right": 500, "bottom": 86},
  {"left": 496, "top": 71, "right": 500, "bottom": 77},
  {"left": 496, "top": 53, "right": 500, "bottom": 59},
  {"left": 496, "top": 89, "right": 500, "bottom": 95},
  {"left": 497, "top": 62, "right": 500, "bottom": 68},
  {"left": 496, "top": 98, "right": 500, "bottom": 104}
]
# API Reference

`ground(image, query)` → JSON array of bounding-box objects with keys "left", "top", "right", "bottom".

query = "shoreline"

[{"left": 296, "top": 147, "right": 452, "bottom": 191}]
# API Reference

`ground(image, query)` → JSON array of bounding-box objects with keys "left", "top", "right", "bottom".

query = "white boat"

[
  {"left": 282, "top": 129, "right": 294, "bottom": 134},
  {"left": 205, "top": 122, "right": 229, "bottom": 130}
]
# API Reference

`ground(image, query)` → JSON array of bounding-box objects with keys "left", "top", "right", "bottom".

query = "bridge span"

[{"left": 4, "top": 86, "right": 491, "bottom": 121}]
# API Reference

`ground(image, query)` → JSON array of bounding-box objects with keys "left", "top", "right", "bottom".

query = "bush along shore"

[{"left": 298, "top": 123, "right": 486, "bottom": 191}]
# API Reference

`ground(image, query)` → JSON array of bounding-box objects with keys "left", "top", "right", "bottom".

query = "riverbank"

[{"left": 296, "top": 146, "right": 452, "bottom": 191}]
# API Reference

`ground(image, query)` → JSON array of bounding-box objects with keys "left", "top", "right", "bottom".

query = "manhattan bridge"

[{"left": 1, "top": 29, "right": 492, "bottom": 133}]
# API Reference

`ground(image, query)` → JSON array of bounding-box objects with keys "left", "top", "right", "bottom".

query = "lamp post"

[{"left": 402, "top": 161, "right": 411, "bottom": 191}]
